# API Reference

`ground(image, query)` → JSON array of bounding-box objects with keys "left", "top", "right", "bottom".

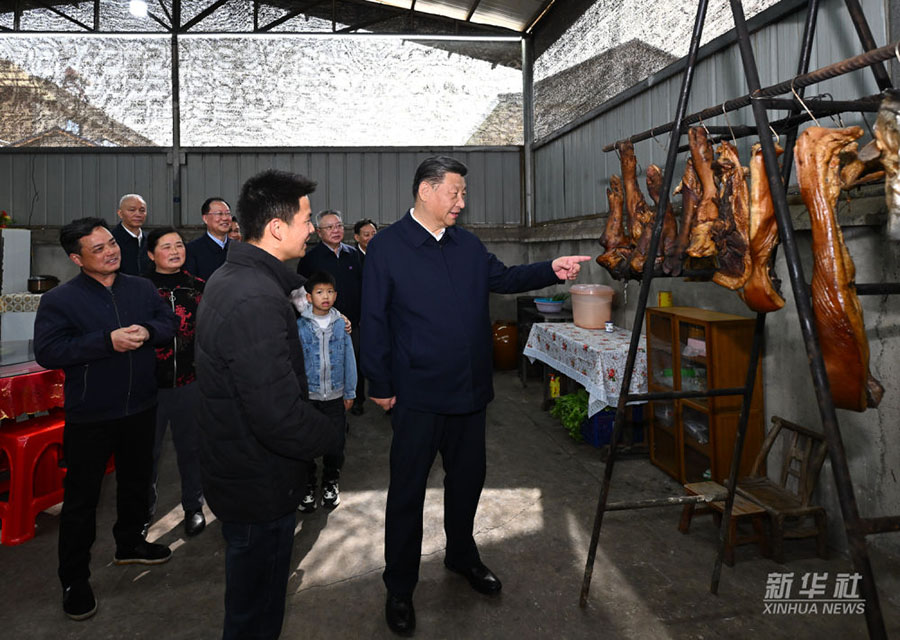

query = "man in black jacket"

[
  {"left": 185, "top": 197, "right": 232, "bottom": 281},
  {"left": 196, "top": 170, "right": 339, "bottom": 640},
  {"left": 111, "top": 194, "right": 151, "bottom": 275},
  {"left": 34, "top": 217, "right": 178, "bottom": 621}
]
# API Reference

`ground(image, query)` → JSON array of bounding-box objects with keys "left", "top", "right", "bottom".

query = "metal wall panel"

[
  {"left": 533, "top": 0, "right": 886, "bottom": 222},
  {"left": 0, "top": 148, "right": 521, "bottom": 229},
  {"left": 0, "top": 152, "right": 171, "bottom": 227}
]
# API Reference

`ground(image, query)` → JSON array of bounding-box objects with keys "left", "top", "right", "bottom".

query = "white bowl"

[{"left": 534, "top": 298, "right": 563, "bottom": 313}]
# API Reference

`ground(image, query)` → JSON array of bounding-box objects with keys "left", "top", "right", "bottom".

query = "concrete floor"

[{"left": 2, "top": 370, "right": 899, "bottom": 639}]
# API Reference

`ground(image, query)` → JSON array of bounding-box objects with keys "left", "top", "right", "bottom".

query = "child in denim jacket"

[{"left": 296, "top": 270, "right": 357, "bottom": 511}]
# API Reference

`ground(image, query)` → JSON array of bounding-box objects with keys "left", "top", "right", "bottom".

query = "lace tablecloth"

[{"left": 523, "top": 322, "right": 648, "bottom": 417}]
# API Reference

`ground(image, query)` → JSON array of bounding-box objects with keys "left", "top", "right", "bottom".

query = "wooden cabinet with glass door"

[{"left": 646, "top": 306, "right": 764, "bottom": 484}]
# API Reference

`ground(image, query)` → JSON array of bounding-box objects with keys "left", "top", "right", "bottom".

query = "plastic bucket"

[{"left": 570, "top": 284, "right": 614, "bottom": 329}]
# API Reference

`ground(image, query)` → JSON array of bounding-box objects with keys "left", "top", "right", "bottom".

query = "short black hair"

[
  {"left": 201, "top": 197, "right": 230, "bottom": 216},
  {"left": 59, "top": 217, "right": 110, "bottom": 256},
  {"left": 237, "top": 170, "right": 317, "bottom": 242},
  {"left": 412, "top": 155, "right": 468, "bottom": 198},
  {"left": 146, "top": 226, "right": 182, "bottom": 253},
  {"left": 304, "top": 270, "right": 337, "bottom": 293},
  {"left": 353, "top": 218, "right": 377, "bottom": 234}
]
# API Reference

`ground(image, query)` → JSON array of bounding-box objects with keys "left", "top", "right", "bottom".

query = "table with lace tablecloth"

[{"left": 522, "top": 322, "right": 648, "bottom": 417}]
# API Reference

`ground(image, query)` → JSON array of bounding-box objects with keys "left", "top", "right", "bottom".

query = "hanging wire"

[
  {"left": 650, "top": 130, "right": 667, "bottom": 154},
  {"left": 791, "top": 78, "right": 820, "bottom": 127},
  {"left": 721, "top": 102, "right": 737, "bottom": 146}
]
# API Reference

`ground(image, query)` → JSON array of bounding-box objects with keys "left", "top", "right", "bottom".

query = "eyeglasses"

[
  {"left": 318, "top": 224, "right": 343, "bottom": 231},
  {"left": 207, "top": 211, "right": 232, "bottom": 217}
]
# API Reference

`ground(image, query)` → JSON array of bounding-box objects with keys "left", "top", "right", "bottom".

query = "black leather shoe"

[
  {"left": 444, "top": 560, "right": 502, "bottom": 595},
  {"left": 184, "top": 509, "right": 206, "bottom": 537},
  {"left": 385, "top": 593, "right": 415, "bottom": 636}
]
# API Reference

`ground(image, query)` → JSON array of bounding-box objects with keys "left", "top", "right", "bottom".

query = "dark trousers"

[
  {"left": 306, "top": 398, "right": 346, "bottom": 484},
  {"left": 58, "top": 407, "right": 156, "bottom": 587},
  {"left": 151, "top": 382, "right": 203, "bottom": 515},
  {"left": 221, "top": 511, "right": 296, "bottom": 640},
  {"left": 351, "top": 329, "right": 365, "bottom": 406},
  {"left": 382, "top": 404, "right": 487, "bottom": 597}
]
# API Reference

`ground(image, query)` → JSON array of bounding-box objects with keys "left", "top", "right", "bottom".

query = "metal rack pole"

[
  {"left": 727, "top": 0, "right": 887, "bottom": 636},
  {"left": 578, "top": 0, "right": 712, "bottom": 608},
  {"left": 711, "top": 0, "right": 821, "bottom": 595}
]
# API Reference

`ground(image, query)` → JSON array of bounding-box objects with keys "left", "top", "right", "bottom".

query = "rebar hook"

[
  {"left": 650, "top": 129, "right": 667, "bottom": 154},
  {"left": 722, "top": 102, "right": 737, "bottom": 147},
  {"left": 791, "top": 78, "right": 820, "bottom": 127}
]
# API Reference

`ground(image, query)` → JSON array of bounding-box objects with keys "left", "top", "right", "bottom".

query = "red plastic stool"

[{"left": 0, "top": 410, "right": 67, "bottom": 545}]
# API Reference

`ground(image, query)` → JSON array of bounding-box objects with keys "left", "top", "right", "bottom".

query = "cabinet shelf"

[{"left": 646, "top": 307, "right": 764, "bottom": 484}]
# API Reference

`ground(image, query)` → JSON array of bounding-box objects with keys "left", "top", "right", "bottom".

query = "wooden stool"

[{"left": 678, "top": 480, "right": 769, "bottom": 566}]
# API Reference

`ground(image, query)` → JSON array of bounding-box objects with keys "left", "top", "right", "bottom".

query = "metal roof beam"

[
  {"left": 32, "top": 0, "right": 91, "bottom": 30},
  {"left": 465, "top": 0, "right": 482, "bottom": 22},
  {"left": 157, "top": 0, "right": 173, "bottom": 26},
  {"left": 181, "top": 0, "right": 231, "bottom": 32},
  {"left": 258, "top": 0, "right": 328, "bottom": 32}
]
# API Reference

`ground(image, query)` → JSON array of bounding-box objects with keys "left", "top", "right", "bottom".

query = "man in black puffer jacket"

[{"left": 195, "top": 169, "right": 339, "bottom": 640}]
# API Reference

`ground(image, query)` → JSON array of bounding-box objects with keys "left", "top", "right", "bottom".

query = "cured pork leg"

[
  {"left": 686, "top": 127, "right": 722, "bottom": 258},
  {"left": 664, "top": 158, "right": 701, "bottom": 276},
  {"left": 596, "top": 175, "right": 633, "bottom": 280},
  {"left": 642, "top": 164, "right": 679, "bottom": 274},
  {"left": 739, "top": 143, "right": 786, "bottom": 313},
  {"left": 796, "top": 126, "right": 884, "bottom": 411},
  {"left": 616, "top": 141, "right": 655, "bottom": 274},
  {"left": 873, "top": 89, "right": 900, "bottom": 239},
  {"left": 711, "top": 141, "right": 751, "bottom": 290}
]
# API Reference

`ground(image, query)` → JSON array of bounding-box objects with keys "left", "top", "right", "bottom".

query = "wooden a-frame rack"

[{"left": 577, "top": 0, "right": 899, "bottom": 638}]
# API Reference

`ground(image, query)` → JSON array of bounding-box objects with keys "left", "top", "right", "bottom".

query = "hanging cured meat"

[
  {"left": 596, "top": 174, "right": 633, "bottom": 279},
  {"left": 711, "top": 141, "right": 751, "bottom": 290},
  {"left": 686, "top": 127, "right": 722, "bottom": 258},
  {"left": 665, "top": 158, "right": 701, "bottom": 276},
  {"left": 615, "top": 141, "right": 654, "bottom": 274},
  {"left": 739, "top": 143, "right": 785, "bottom": 313},
  {"left": 872, "top": 89, "right": 900, "bottom": 240},
  {"left": 795, "top": 126, "right": 884, "bottom": 411},
  {"left": 618, "top": 141, "right": 653, "bottom": 246},
  {"left": 641, "top": 164, "right": 679, "bottom": 274}
]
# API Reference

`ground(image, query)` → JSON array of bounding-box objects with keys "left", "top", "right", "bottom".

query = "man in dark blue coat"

[
  {"left": 110, "top": 193, "right": 150, "bottom": 275},
  {"left": 361, "top": 156, "right": 590, "bottom": 635},
  {"left": 34, "top": 217, "right": 178, "bottom": 621},
  {"left": 185, "top": 197, "right": 232, "bottom": 281}
]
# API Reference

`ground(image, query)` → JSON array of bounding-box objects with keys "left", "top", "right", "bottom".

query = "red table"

[{"left": 0, "top": 364, "right": 65, "bottom": 420}]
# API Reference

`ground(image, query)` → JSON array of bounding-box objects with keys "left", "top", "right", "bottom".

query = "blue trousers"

[
  {"left": 382, "top": 405, "right": 487, "bottom": 597},
  {"left": 221, "top": 511, "right": 296, "bottom": 640}
]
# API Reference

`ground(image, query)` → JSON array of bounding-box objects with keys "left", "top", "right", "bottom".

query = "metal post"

[
  {"left": 710, "top": 311, "right": 764, "bottom": 594},
  {"left": 842, "top": 0, "right": 893, "bottom": 91},
  {"left": 728, "top": 0, "right": 886, "bottom": 636},
  {"left": 522, "top": 35, "right": 535, "bottom": 228},
  {"left": 579, "top": 0, "right": 711, "bottom": 607},
  {"left": 778, "top": 0, "right": 820, "bottom": 186},
  {"left": 171, "top": 3, "right": 183, "bottom": 227}
]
